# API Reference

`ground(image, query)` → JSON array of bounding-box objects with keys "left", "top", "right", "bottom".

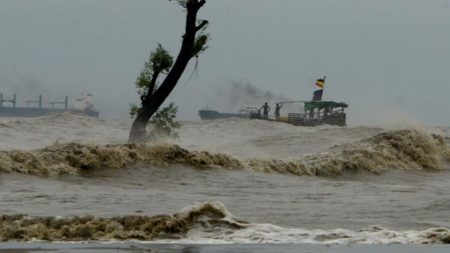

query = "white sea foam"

[
  {"left": 2, "top": 201, "right": 448, "bottom": 244},
  {"left": 154, "top": 202, "right": 450, "bottom": 245}
]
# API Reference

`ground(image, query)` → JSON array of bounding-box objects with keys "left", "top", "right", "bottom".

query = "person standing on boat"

[
  {"left": 261, "top": 102, "right": 270, "bottom": 118},
  {"left": 275, "top": 103, "right": 282, "bottom": 120}
]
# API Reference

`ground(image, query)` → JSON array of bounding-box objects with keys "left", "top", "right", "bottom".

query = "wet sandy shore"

[{"left": 1, "top": 243, "right": 450, "bottom": 253}]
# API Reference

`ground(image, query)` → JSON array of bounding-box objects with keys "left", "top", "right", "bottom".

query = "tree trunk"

[
  {"left": 128, "top": 110, "right": 151, "bottom": 142},
  {"left": 129, "top": 0, "right": 207, "bottom": 143}
]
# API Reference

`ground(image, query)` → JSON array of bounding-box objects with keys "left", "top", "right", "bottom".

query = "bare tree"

[{"left": 129, "top": 0, "right": 208, "bottom": 143}]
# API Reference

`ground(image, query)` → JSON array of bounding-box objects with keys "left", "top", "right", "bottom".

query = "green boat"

[{"left": 251, "top": 101, "right": 348, "bottom": 127}]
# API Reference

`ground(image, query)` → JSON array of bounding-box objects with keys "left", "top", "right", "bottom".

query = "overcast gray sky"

[{"left": 1, "top": 0, "right": 449, "bottom": 125}]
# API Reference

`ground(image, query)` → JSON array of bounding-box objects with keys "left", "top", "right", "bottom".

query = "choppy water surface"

[
  {"left": 1, "top": 114, "right": 450, "bottom": 244},
  {"left": 1, "top": 167, "right": 450, "bottom": 230}
]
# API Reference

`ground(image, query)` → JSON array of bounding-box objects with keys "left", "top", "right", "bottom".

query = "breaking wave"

[
  {"left": 0, "top": 112, "right": 129, "bottom": 151},
  {"left": 0, "top": 128, "right": 449, "bottom": 177},
  {"left": 1, "top": 201, "right": 450, "bottom": 244},
  {"left": 247, "top": 128, "right": 450, "bottom": 176},
  {"left": 0, "top": 202, "right": 246, "bottom": 242},
  {"left": 0, "top": 142, "right": 242, "bottom": 176}
]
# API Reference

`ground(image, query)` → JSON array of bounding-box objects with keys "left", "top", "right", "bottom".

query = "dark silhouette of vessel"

[{"left": 0, "top": 93, "right": 99, "bottom": 118}]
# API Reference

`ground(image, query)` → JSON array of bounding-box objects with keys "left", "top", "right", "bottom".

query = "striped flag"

[{"left": 315, "top": 78, "right": 325, "bottom": 89}]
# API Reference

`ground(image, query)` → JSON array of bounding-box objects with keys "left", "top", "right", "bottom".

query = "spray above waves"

[
  {"left": 0, "top": 128, "right": 449, "bottom": 177},
  {"left": 1, "top": 201, "right": 450, "bottom": 244},
  {"left": 0, "top": 112, "right": 129, "bottom": 151}
]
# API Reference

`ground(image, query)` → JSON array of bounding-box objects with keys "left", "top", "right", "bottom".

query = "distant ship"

[
  {"left": 0, "top": 93, "right": 99, "bottom": 118},
  {"left": 198, "top": 106, "right": 259, "bottom": 120}
]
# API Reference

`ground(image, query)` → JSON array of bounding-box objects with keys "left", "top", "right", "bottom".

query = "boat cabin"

[{"left": 287, "top": 101, "right": 348, "bottom": 126}]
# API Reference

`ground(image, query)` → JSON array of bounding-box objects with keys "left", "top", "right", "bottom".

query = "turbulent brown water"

[
  {"left": 1, "top": 202, "right": 450, "bottom": 244},
  {"left": 0, "top": 202, "right": 248, "bottom": 242},
  {"left": 1, "top": 113, "right": 450, "bottom": 244},
  {"left": 1, "top": 128, "right": 448, "bottom": 177}
]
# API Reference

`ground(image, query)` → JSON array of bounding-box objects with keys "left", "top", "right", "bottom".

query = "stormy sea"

[{"left": 1, "top": 113, "right": 450, "bottom": 252}]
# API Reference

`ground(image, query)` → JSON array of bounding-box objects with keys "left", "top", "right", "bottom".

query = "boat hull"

[
  {"left": 0, "top": 107, "right": 99, "bottom": 118},
  {"left": 250, "top": 112, "right": 346, "bottom": 127},
  {"left": 198, "top": 110, "right": 250, "bottom": 120}
]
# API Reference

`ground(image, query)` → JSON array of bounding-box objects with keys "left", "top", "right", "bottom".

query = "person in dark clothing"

[
  {"left": 261, "top": 102, "right": 270, "bottom": 118},
  {"left": 275, "top": 103, "right": 282, "bottom": 120}
]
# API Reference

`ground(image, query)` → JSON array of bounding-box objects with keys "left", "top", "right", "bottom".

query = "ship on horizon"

[{"left": 0, "top": 93, "right": 99, "bottom": 118}]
